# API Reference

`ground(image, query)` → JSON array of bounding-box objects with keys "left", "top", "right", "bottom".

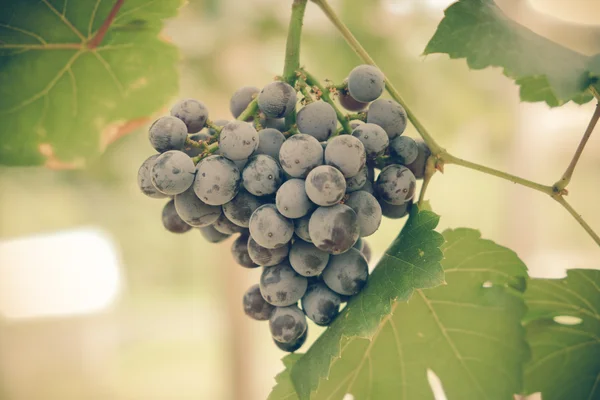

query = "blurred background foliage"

[{"left": 0, "top": 0, "right": 599, "bottom": 399}]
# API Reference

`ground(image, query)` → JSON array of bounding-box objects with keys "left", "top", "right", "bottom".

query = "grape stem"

[
  {"left": 236, "top": 99, "right": 259, "bottom": 123},
  {"left": 418, "top": 156, "right": 436, "bottom": 207},
  {"left": 297, "top": 79, "right": 315, "bottom": 103},
  {"left": 312, "top": 0, "right": 600, "bottom": 247},
  {"left": 87, "top": 0, "right": 125, "bottom": 49},
  {"left": 346, "top": 112, "right": 367, "bottom": 122},
  {"left": 283, "top": 0, "right": 308, "bottom": 85},
  {"left": 299, "top": 69, "right": 353, "bottom": 135}
]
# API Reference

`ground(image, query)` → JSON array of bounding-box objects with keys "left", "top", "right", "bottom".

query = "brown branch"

[{"left": 87, "top": 0, "right": 125, "bottom": 49}]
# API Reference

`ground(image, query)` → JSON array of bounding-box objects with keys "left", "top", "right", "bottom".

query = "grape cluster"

[{"left": 137, "top": 65, "right": 429, "bottom": 352}]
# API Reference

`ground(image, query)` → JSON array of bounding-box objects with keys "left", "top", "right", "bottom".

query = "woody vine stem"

[{"left": 282, "top": 0, "right": 600, "bottom": 247}]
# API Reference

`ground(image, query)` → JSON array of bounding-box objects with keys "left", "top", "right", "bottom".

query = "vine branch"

[
  {"left": 553, "top": 103, "right": 600, "bottom": 192},
  {"left": 87, "top": 0, "right": 125, "bottom": 49},
  {"left": 283, "top": 0, "right": 308, "bottom": 85},
  {"left": 554, "top": 196, "right": 600, "bottom": 247}
]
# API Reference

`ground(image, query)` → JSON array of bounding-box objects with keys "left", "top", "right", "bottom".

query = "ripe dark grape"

[
  {"left": 258, "top": 81, "right": 297, "bottom": 118},
  {"left": 274, "top": 328, "right": 307, "bottom": 352},
  {"left": 170, "top": 99, "right": 209, "bottom": 133},
  {"left": 218, "top": 121, "right": 259, "bottom": 161},
  {"left": 222, "top": 189, "right": 264, "bottom": 228},
  {"left": 151, "top": 150, "right": 196, "bottom": 195},
  {"left": 346, "top": 165, "right": 368, "bottom": 193},
  {"left": 344, "top": 191, "right": 382, "bottom": 237},
  {"left": 260, "top": 262, "right": 308, "bottom": 307},
  {"left": 231, "top": 233, "right": 259, "bottom": 269},
  {"left": 338, "top": 89, "right": 368, "bottom": 112},
  {"left": 213, "top": 214, "right": 245, "bottom": 235},
  {"left": 194, "top": 155, "right": 241, "bottom": 205},
  {"left": 305, "top": 165, "right": 346, "bottom": 206},
  {"left": 309, "top": 204, "right": 360, "bottom": 255},
  {"left": 249, "top": 204, "right": 294, "bottom": 249},
  {"left": 406, "top": 140, "right": 431, "bottom": 179},
  {"left": 242, "top": 154, "right": 284, "bottom": 196},
  {"left": 276, "top": 179, "right": 314, "bottom": 219},
  {"left": 353, "top": 237, "right": 364, "bottom": 252},
  {"left": 279, "top": 133, "right": 323, "bottom": 178},
  {"left": 380, "top": 199, "right": 411, "bottom": 219},
  {"left": 324, "top": 135, "right": 366, "bottom": 178},
  {"left": 230, "top": 86, "right": 259, "bottom": 119},
  {"left": 162, "top": 199, "right": 192, "bottom": 234},
  {"left": 174, "top": 187, "right": 221, "bottom": 227},
  {"left": 199, "top": 225, "right": 230, "bottom": 243},
  {"left": 247, "top": 236, "right": 289, "bottom": 267},
  {"left": 148, "top": 116, "right": 188, "bottom": 152},
  {"left": 352, "top": 123, "right": 389, "bottom": 158},
  {"left": 137, "top": 155, "right": 168, "bottom": 199},
  {"left": 367, "top": 98, "right": 407, "bottom": 139},
  {"left": 294, "top": 214, "right": 312, "bottom": 243},
  {"left": 243, "top": 284, "right": 274, "bottom": 321},
  {"left": 375, "top": 164, "right": 416, "bottom": 205},
  {"left": 390, "top": 136, "right": 418, "bottom": 165},
  {"left": 289, "top": 240, "right": 330, "bottom": 277},
  {"left": 301, "top": 281, "right": 341, "bottom": 326},
  {"left": 269, "top": 305, "right": 307, "bottom": 344},
  {"left": 347, "top": 65, "right": 385, "bottom": 103},
  {"left": 322, "top": 248, "right": 369, "bottom": 296},
  {"left": 256, "top": 128, "right": 286, "bottom": 160},
  {"left": 296, "top": 101, "right": 337, "bottom": 141}
]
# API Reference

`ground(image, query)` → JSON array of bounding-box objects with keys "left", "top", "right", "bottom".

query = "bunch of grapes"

[{"left": 137, "top": 65, "right": 430, "bottom": 352}]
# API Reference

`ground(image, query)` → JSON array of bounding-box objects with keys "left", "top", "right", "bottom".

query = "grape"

[
  {"left": 305, "top": 165, "right": 346, "bottom": 206},
  {"left": 232, "top": 159, "right": 248, "bottom": 170},
  {"left": 247, "top": 236, "right": 289, "bottom": 267},
  {"left": 350, "top": 120, "right": 365, "bottom": 129},
  {"left": 242, "top": 154, "right": 284, "bottom": 196},
  {"left": 346, "top": 165, "right": 368, "bottom": 193},
  {"left": 367, "top": 99, "right": 407, "bottom": 139},
  {"left": 255, "top": 128, "right": 286, "bottom": 160},
  {"left": 218, "top": 121, "right": 259, "bottom": 161},
  {"left": 324, "top": 135, "right": 366, "bottom": 178},
  {"left": 375, "top": 164, "right": 416, "bottom": 205},
  {"left": 322, "top": 248, "right": 368, "bottom": 296},
  {"left": 243, "top": 284, "right": 274, "bottom": 321},
  {"left": 294, "top": 214, "right": 312, "bottom": 243},
  {"left": 352, "top": 123, "right": 389, "bottom": 158},
  {"left": 301, "top": 281, "right": 341, "bottom": 326},
  {"left": 257, "top": 81, "right": 297, "bottom": 118},
  {"left": 275, "top": 179, "right": 314, "bottom": 219},
  {"left": 338, "top": 89, "right": 368, "bottom": 112},
  {"left": 193, "top": 155, "right": 241, "bottom": 205},
  {"left": 274, "top": 328, "right": 307, "bottom": 352},
  {"left": 362, "top": 240, "right": 372, "bottom": 263},
  {"left": 151, "top": 150, "right": 196, "bottom": 195},
  {"left": 249, "top": 204, "right": 294, "bottom": 249},
  {"left": 199, "top": 225, "right": 230, "bottom": 243},
  {"left": 359, "top": 178, "right": 375, "bottom": 195},
  {"left": 345, "top": 191, "right": 382, "bottom": 237},
  {"left": 309, "top": 204, "right": 360, "bottom": 255},
  {"left": 213, "top": 214, "right": 245, "bottom": 235},
  {"left": 269, "top": 305, "right": 307, "bottom": 343},
  {"left": 380, "top": 199, "right": 411, "bottom": 219},
  {"left": 289, "top": 240, "right": 330, "bottom": 277},
  {"left": 406, "top": 140, "right": 431, "bottom": 179},
  {"left": 260, "top": 262, "right": 308, "bottom": 307},
  {"left": 230, "top": 86, "right": 259, "bottom": 119},
  {"left": 296, "top": 101, "right": 337, "bottom": 141},
  {"left": 390, "top": 136, "right": 418, "bottom": 165},
  {"left": 222, "top": 189, "right": 264, "bottom": 227},
  {"left": 174, "top": 187, "right": 221, "bottom": 227},
  {"left": 279, "top": 134, "right": 323, "bottom": 178},
  {"left": 162, "top": 199, "right": 192, "bottom": 233},
  {"left": 148, "top": 116, "right": 188, "bottom": 152},
  {"left": 170, "top": 99, "right": 209, "bottom": 133},
  {"left": 137, "top": 155, "right": 168, "bottom": 199},
  {"left": 353, "top": 237, "right": 364, "bottom": 252},
  {"left": 347, "top": 65, "right": 385, "bottom": 103},
  {"left": 231, "top": 233, "right": 259, "bottom": 268},
  {"left": 255, "top": 115, "right": 286, "bottom": 131}
]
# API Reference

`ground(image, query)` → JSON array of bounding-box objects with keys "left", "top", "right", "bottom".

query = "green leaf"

[
  {"left": 524, "top": 269, "right": 600, "bottom": 400},
  {"left": 269, "top": 354, "right": 302, "bottom": 400},
  {"left": 276, "top": 227, "right": 529, "bottom": 400},
  {"left": 424, "top": 0, "right": 599, "bottom": 107},
  {"left": 0, "top": 0, "right": 181, "bottom": 167}
]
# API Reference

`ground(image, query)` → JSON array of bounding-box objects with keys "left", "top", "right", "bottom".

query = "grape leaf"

[
  {"left": 271, "top": 227, "right": 529, "bottom": 400},
  {"left": 524, "top": 269, "right": 600, "bottom": 400},
  {"left": 0, "top": 0, "right": 182, "bottom": 166},
  {"left": 269, "top": 354, "right": 302, "bottom": 400},
  {"left": 424, "top": 0, "right": 600, "bottom": 107}
]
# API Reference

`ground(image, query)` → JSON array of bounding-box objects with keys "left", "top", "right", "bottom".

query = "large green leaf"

[
  {"left": 269, "top": 354, "right": 302, "bottom": 400},
  {"left": 424, "top": 0, "right": 600, "bottom": 107},
  {"left": 271, "top": 227, "right": 529, "bottom": 400},
  {"left": 270, "top": 207, "right": 446, "bottom": 399},
  {"left": 0, "top": 0, "right": 181, "bottom": 167},
  {"left": 524, "top": 269, "right": 600, "bottom": 400}
]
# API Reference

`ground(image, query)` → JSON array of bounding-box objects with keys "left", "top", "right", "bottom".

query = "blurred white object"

[{"left": 0, "top": 228, "right": 121, "bottom": 320}]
